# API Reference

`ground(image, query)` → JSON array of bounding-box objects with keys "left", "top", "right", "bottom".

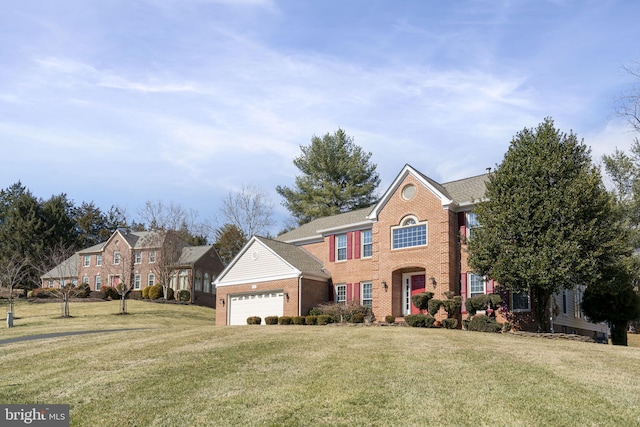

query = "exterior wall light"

[
  {"left": 429, "top": 277, "right": 437, "bottom": 288},
  {"left": 219, "top": 298, "right": 225, "bottom": 306},
  {"left": 382, "top": 281, "right": 388, "bottom": 291}
]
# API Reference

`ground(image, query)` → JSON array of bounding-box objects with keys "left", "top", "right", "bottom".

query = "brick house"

[
  {"left": 41, "top": 229, "right": 224, "bottom": 308},
  {"left": 214, "top": 164, "right": 606, "bottom": 337}
]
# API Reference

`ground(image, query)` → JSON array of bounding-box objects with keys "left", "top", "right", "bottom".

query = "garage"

[{"left": 228, "top": 291, "right": 284, "bottom": 325}]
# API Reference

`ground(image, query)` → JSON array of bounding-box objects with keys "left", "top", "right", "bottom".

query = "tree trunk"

[
  {"left": 610, "top": 321, "right": 629, "bottom": 346},
  {"left": 532, "top": 288, "right": 550, "bottom": 332},
  {"left": 120, "top": 295, "right": 127, "bottom": 314}
]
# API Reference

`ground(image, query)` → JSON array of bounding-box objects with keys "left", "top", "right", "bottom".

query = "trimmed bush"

[
  {"left": 385, "top": 315, "right": 396, "bottom": 324},
  {"left": 101, "top": 285, "right": 119, "bottom": 300},
  {"left": 411, "top": 292, "right": 434, "bottom": 314},
  {"left": 503, "top": 322, "right": 513, "bottom": 332},
  {"left": 467, "top": 315, "right": 502, "bottom": 333},
  {"left": 166, "top": 287, "right": 175, "bottom": 301},
  {"left": 316, "top": 314, "right": 333, "bottom": 325},
  {"left": 265, "top": 316, "right": 278, "bottom": 325},
  {"left": 428, "top": 299, "right": 442, "bottom": 316},
  {"left": 311, "top": 302, "right": 372, "bottom": 323},
  {"left": 141, "top": 286, "right": 150, "bottom": 299},
  {"left": 309, "top": 307, "right": 322, "bottom": 316},
  {"left": 465, "top": 293, "right": 503, "bottom": 315},
  {"left": 305, "top": 315, "right": 318, "bottom": 325},
  {"left": 31, "top": 288, "right": 51, "bottom": 298},
  {"left": 247, "top": 316, "right": 262, "bottom": 325},
  {"left": 441, "top": 296, "right": 462, "bottom": 318},
  {"left": 351, "top": 312, "right": 365, "bottom": 323},
  {"left": 177, "top": 289, "right": 190, "bottom": 302},
  {"left": 404, "top": 314, "right": 436, "bottom": 328},
  {"left": 148, "top": 284, "right": 164, "bottom": 300},
  {"left": 292, "top": 316, "right": 306, "bottom": 325},
  {"left": 441, "top": 318, "right": 458, "bottom": 329},
  {"left": 278, "top": 316, "right": 293, "bottom": 325}
]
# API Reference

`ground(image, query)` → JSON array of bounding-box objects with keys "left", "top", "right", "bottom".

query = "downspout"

[{"left": 298, "top": 274, "right": 303, "bottom": 317}]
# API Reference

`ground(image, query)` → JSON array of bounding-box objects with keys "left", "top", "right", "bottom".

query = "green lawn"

[{"left": 1, "top": 300, "right": 640, "bottom": 426}]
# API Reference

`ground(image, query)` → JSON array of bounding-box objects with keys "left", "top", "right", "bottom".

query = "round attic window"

[
  {"left": 402, "top": 184, "right": 416, "bottom": 200},
  {"left": 252, "top": 251, "right": 259, "bottom": 261}
]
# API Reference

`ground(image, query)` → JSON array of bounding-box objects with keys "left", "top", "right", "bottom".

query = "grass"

[{"left": 1, "top": 300, "right": 640, "bottom": 426}]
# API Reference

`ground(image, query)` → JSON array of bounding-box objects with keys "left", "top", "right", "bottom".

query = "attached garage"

[{"left": 228, "top": 291, "right": 284, "bottom": 325}]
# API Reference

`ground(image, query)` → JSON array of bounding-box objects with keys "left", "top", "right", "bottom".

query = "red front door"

[{"left": 410, "top": 274, "right": 426, "bottom": 314}]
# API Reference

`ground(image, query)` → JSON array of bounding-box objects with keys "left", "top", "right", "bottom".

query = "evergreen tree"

[
  {"left": 469, "top": 118, "right": 626, "bottom": 331},
  {"left": 276, "top": 128, "right": 380, "bottom": 225},
  {"left": 214, "top": 224, "right": 246, "bottom": 265}
]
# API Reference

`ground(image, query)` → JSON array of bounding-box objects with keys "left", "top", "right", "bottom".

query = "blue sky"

[{"left": 2, "top": 0, "right": 639, "bottom": 235}]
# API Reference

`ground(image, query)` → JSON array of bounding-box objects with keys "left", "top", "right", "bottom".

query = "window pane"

[
  {"left": 393, "top": 224, "right": 427, "bottom": 249},
  {"left": 336, "top": 285, "right": 346, "bottom": 303},
  {"left": 362, "top": 282, "right": 372, "bottom": 307},
  {"left": 336, "top": 234, "right": 347, "bottom": 261},
  {"left": 469, "top": 274, "right": 484, "bottom": 297},
  {"left": 362, "top": 230, "right": 372, "bottom": 257},
  {"left": 512, "top": 291, "right": 530, "bottom": 311}
]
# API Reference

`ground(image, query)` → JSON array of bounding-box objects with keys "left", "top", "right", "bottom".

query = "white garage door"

[{"left": 229, "top": 292, "right": 284, "bottom": 325}]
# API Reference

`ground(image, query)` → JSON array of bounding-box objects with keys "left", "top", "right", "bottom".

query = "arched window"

[{"left": 392, "top": 215, "right": 427, "bottom": 249}]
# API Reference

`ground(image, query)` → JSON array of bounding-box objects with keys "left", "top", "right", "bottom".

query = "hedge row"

[{"left": 246, "top": 315, "right": 335, "bottom": 325}]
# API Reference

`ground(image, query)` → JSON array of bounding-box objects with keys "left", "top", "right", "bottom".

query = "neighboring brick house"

[
  {"left": 41, "top": 229, "right": 224, "bottom": 308},
  {"left": 215, "top": 164, "right": 605, "bottom": 337}
]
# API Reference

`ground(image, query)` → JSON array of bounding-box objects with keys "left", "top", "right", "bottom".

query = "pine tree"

[{"left": 276, "top": 128, "right": 380, "bottom": 225}]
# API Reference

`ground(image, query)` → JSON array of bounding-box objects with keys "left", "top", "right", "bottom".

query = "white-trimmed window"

[
  {"left": 204, "top": 273, "right": 211, "bottom": 293},
  {"left": 134, "top": 274, "right": 141, "bottom": 290},
  {"left": 336, "top": 284, "right": 346, "bottom": 304},
  {"left": 336, "top": 234, "right": 347, "bottom": 261},
  {"left": 468, "top": 273, "right": 485, "bottom": 297},
  {"left": 48, "top": 280, "right": 54, "bottom": 288},
  {"left": 113, "top": 251, "right": 120, "bottom": 265},
  {"left": 467, "top": 212, "right": 481, "bottom": 238},
  {"left": 95, "top": 275, "right": 102, "bottom": 291},
  {"left": 149, "top": 250, "right": 156, "bottom": 263},
  {"left": 361, "top": 282, "right": 372, "bottom": 307},
  {"left": 574, "top": 287, "right": 584, "bottom": 319},
  {"left": 83, "top": 255, "right": 91, "bottom": 267},
  {"left": 83, "top": 275, "right": 89, "bottom": 284},
  {"left": 361, "top": 230, "right": 372, "bottom": 258},
  {"left": 562, "top": 290, "right": 568, "bottom": 315},
  {"left": 134, "top": 251, "right": 142, "bottom": 264},
  {"left": 392, "top": 216, "right": 427, "bottom": 249},
  {"left": 179, "top": 269, "right": 188, "bottom": 290},
  {"left": 511, "top": 290, "right": 531, "bottom": 312},
  {"left": 96, "top": 254, "right": 102, "bottom": 266},
  {"left": 148, "top": 273, "right": 155, "bottom": 287},
  {"left": 195, "top": 271, "right": 203, "bottom": 291}
]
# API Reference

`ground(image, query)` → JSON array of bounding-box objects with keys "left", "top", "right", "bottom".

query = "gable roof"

[
  {"left": 41, "top": 253, "right": 78, "bottom": 279},
  {"left": 179, "top": 245, "right": 215, "bottom": 265},
  {"left": 278, "top": 165, "right": 489, "bottom": 244},
  {"left": 215, "top": 236, "right": 329, "bottom": 286}
]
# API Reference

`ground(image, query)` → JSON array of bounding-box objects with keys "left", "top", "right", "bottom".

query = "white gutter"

[{"left": 298, "top": 275, "right": 303, "bottom": 317}]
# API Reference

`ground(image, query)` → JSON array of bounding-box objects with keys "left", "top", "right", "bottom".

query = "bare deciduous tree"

[
  {"left": 140, "top": 230, "right": 188, "bottom": 300},
  {"left": 138, "top": 200, "right": 213, "bottom": 244},
  {"left": 39, "top": 244, "right": 86, "bottom": 318},
  {"left": 101, "top": 240, "right": 136, "bottom": 314},
  {"left": 617, "top": 62, "right": 640, "bottom": 133},
  {"left": 0, "top": 254, "right": 30, "bottom": 326},
  {"left": 220, "top": 184, "right": 274, "bottom": 239}
]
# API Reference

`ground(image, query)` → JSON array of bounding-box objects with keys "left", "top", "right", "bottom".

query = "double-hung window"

[
  {"left": 361, "top": 282, "right": 372, "bottom": 307},
  {"left": 336, "top": 284, "right": 346, "bottom": 304},
  {"left": 392, "top": 217, "right": 427, "bottom": 249},
  {"left": 511, "top": 290, "right": 531, "bottom": 312},
  {"left": 336, "top": 234, "right": 347, "bottom": 261},
  {"left": 134, "top": 251, "right": 142, "bottom": 264},
  {"left": 468, "top": 273, "right": 485, "bottom": 297},
  {"left": 96, "top": 255, "right": 102, "bottom": 266},
  {"left": 113, "top": 251, "right": 120, "bottom": 265},
  {"left": 83, "top": 255, "right": 91, "bottom": 267},
  {"left": 134, "top": 274, "right": 141, "bottom": 290},
  {"left": 148, "top": 273, "right": 155, "bottom": 287},
  {"left": 467, "top": 212, "right": 481, "bottom": 239},
  {"left": 361, "top": 230, "right": 372, "bottom": 258},
  {"left": 95, "top": 276, "right": 102, "bottom": 290}
]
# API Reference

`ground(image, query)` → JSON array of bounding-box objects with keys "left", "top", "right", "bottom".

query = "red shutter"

[
  {"left": 486, "top": 279, "right": 494, "bottom": 294},
  {"left": 354, "top": 230, "right": 361, "bottom": 259},
  {"left": 458, "top": 212, "right": 466, "bottom": 238},
  {"left": 346, "top": 283, "right": 353, "bottom": 302},
  {"left": 346, "top": 232, "right": 353, "bottom": 260},
  {"left": 354, "top": 282, "right": 361, "bottom": 303},
  {"left": 329, "top": 235, "right": 335, "bottom": 262},
  {"left": 461, "top": 272, "right": 467, "bottom": 314}
]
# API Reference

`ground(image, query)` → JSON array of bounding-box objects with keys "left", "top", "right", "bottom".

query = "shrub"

[
  {"left": 385, "top": 315, "right": 396, "bottom": 324},
  {"left": 351, "top": 312, "right": 365, "bottom": 323},
  {"left": 467, "top": 315, "right": 502, "bottom": 333},
  {"left": 411, "top": 292, "right": 434, "bottom": 313},
  {"left": 75, "top": 283, "right": 91, "bottom": 298},
  {"left": 101, "top": 285, "right": 119, "bottom": 300},
  {"left": 141, "top": 286, "right": 150, "bottom": 299},
  {"left": 246, "top": 316, "right": 262, "bottom": 325},
  {"left": 31, "top": 288, "right": 51, "bottom": 298},
  {"left": 428, "top": 299, "right": 442, "bottom": 316},
  {"left": 177, "top": 289, "right": 190, "bottom": 302},
  {"left": 312, "top": 301, "right": 372, "bottom": 323},
  {"left": 502, "top": 322, "right": 513, "bottom": 332},
  {"left": 278, "top": 316, "right": 293, "bottom": 325},
  {"left": 305, "top": 315, "right": 318, "bottom": 325},
  {"left": 148, "top": 284, "right": 164, "bottom": 300},
  {"left": 441, "top": 296, "right": 462, "bottom": 318},
  {"left": 404, "top": 314, "right": 436, "bottom": 328},
  {"left": 441, "top": 318, "right": 458, "bottom": 329},
  {"left": 265, "top": 316, "right": 278, "bottom": 325},
  {"left": 309, "top": 307, "right": 322, "bottom": 316},
  {"left": 462, "top": 319, "right": 470, "bottom": 330},
  {"left": 292, "top": 316, "right": 306, "bottom": 325},
  {"left": 316, "top": 314, "right": 333, "bottom": 325},
  {"left": 166, "top": 287, "right": 175, "bottom": 301}
]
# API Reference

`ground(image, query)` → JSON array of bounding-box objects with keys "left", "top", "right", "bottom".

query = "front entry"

[{"left": 402, "top": 273, "right": 426, "bottom": 315}]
